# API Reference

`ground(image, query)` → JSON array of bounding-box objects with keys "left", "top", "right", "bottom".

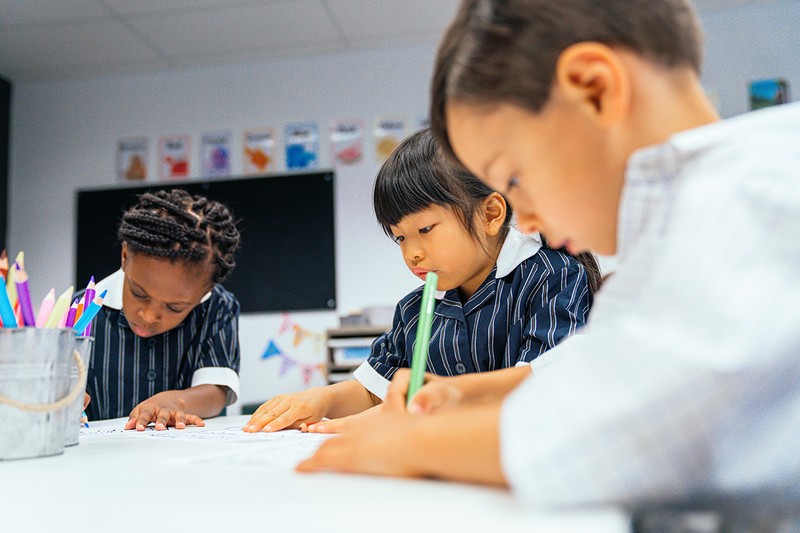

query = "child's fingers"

[
  {"left": 245, "top": 403, "right": 287, "bottom": 432},
  {"left": 185, "top": 413, "right": 205, "bottom": 427},
  {"left": 384, "top": 369, "right": 412, "bottom": 412},
  {"left": 261, "top": 406, "right": 303, "bottom": 432},
  {"left": 130, "top": 406, "right": 155, "bottom": 431},
  {"left": 174, "top": 409, "right": 187, "bottom": 429},
  {"left": 296, "top": 438, "right": 351, "bottom": 473},
  {"left": 244, "top": 398, "right": 286, "bottom": 430},
  {"left": 154, "top": 408, "right": 172, "bottom": 431}
]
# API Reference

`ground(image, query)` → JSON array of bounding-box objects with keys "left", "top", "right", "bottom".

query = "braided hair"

[{"left": 118, "top": 189, "right": 241, "bottom": 283}]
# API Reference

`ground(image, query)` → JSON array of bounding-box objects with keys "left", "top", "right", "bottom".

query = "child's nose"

[{"left": 138, "top": 303, "right": 161, "bottom": 324}]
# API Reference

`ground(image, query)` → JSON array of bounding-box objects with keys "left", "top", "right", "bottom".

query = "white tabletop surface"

[{"left": 0, "top": 415, "right": 630, "bottom": 533}]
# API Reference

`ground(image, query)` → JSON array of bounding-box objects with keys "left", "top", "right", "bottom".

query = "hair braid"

[{"left": 118, "top": 189, "right": 241, "bottom": 283}]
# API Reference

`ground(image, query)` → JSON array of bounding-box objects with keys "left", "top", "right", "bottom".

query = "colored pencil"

[
  {"left": 64, "top": 299, "right": 79, "bottom": 328},
  {"left": 0, "top": 250, "right": 7, "bottom": 279},
  {"left": 407, "top": 272, "right": 438, "bottom": 405},
  {"left": 72, "top": 289, "right": 106, "bottom": 333},
  {"left": 0, "top": 274, "right": 17, "bottom": 327},
  {"left": 44, "top": 286, "right": 74, "bottom": 328},
  {"left": 14, "top": 263, "right": 36, "bottom": 326},
  {"left": 82, "top": 276, "right": 96, "bottom": 336},
  {"left": 34, "top": 288, "right": 56, "bottom": 327}
]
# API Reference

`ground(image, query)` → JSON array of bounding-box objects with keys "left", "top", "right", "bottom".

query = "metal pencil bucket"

[
  {"left": 64, "top": 336, "right": 93, "bottom": 447},
  {"left": 0, "top": 329, "right": 87, "bottom": 460}
]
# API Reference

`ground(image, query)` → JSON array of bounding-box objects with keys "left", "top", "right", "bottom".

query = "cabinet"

[{"left": 325, "top": 326, "right": 389, "bottom": 384}]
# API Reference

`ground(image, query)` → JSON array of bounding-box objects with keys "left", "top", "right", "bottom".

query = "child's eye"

[
  {"left": 131, "top": 289, "right": 148, "bottom": 300},
  {"left": 166, "top": 306, "right": 185, "bottom": 314},
  {"left": 392, "top": 235, "right": 404, "bottom": 244},
  {"left": 419, "top": 225, "right": 433, "bottom": 234},
  {"left": 508, "top": 175, "right": 519, "bottom": 191}
]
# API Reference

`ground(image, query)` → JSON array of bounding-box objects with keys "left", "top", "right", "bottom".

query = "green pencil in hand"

[{"left": 407, "top": 272, "right": 438, "bottom": 406}]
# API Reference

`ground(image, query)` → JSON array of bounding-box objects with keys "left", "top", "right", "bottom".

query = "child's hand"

[
  {"left": 244, "top": 389, "right": 330, "bottom": 432},
  {"left": 307, "top": 404, "right": 383, "bottom": 434},
  {"left": 125, "top": 390, "right": 206, "bottom": 431},
  {"left": 384, "top": 369, "right": 464, "bottom": 415},
  {"left": 297, "top": 410, "right": 422, "bottom": 477}
]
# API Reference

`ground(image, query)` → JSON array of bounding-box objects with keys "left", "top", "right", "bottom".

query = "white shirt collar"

[
  {"left": 95, "top": 269, "right": 125, "bottom": 310},
  {"left": 496, "top": 226, "right": 542, "bottom": 278}
]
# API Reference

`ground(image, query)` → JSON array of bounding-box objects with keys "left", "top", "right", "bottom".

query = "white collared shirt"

[{"left": 501, "top": 103, "right": 800, "bottom": 506}]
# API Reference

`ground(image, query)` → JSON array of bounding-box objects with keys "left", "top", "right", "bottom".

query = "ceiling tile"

[
  {"left": 127, "top": 0, "right": 343, "bottom": 58},
  {"left": 0, "top": 20, "right": 162, "bottom": 73},
  {"left": 325, "top": 0, "right": 460, "bottom": 42},
  {"left": 98, "top": 0, "right": 277, "bottom": 16},
  {"left": 0, "top": 0, "right": 111, "bottom": 26}
]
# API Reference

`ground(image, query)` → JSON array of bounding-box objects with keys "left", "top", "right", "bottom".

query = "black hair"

[
  {"left": 374, "top": 128, "right": 603, "bottom": 294},
  {"left": 431, "top": 0, "right": 704, "bottom": 160},
  {"left": 374, "top": 128, "right": 511, "bottom": 247},
  {"left": 118, "top": 189, "right": 241, "bottom": 283}
]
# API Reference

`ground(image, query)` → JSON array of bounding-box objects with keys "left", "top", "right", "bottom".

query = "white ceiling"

[{"left": 0, "top": 0, "right": 787, "bottom": 83}]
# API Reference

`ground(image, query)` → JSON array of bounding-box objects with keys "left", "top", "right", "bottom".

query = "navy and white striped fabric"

[
  {"left": 85, "top": 283, "right": 241, "bottom": 421},
  {"left": 355, "top": 245, "right": 592, "bottom": 398}
]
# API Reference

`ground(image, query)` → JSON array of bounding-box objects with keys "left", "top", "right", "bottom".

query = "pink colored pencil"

[{"left": 34, "top": 288, "right": 56, "bottom": 327}]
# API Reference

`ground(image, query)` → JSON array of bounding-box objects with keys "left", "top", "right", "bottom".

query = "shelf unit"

[{"left": 325, "top": 326, "right": 389, "bottom": 384}]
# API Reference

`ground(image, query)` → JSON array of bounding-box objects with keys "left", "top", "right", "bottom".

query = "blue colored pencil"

[{"left": 72, "top": 289, "right": 107, "bottom": 334}]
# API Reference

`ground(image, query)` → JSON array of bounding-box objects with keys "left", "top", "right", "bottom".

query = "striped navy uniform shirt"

[
  {"left": 85, "top": 270, "right": 241, "bottom": 420},
  {"left": 353, "top": 228, "right": 592, "bottom": 399}
]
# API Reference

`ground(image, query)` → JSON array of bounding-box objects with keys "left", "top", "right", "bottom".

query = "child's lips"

[
  {"left": 412, "top": 268, "right": 435, "bottom": 279},
  {"left": 130, "top": 322, "right": 156, "bottom": 337}
]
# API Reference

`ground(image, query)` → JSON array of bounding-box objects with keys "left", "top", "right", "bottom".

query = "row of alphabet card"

[{"left": 116, "top": 115, "right": 429, "bottom": 182}]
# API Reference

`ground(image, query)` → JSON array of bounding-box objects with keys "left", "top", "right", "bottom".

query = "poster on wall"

[
  {"left": 374, "top": 116, "right": 406, "bottom": 162},
  {"left": 284, "top": 122, "right": 319, "bottom": 170},
  {"left": 116, "top": 137, "right": 148, "bottom": 182},
  {"left": 749, "top": 78, "right": 790, "bottom": 110},
  {"left": 158, "top": 135, "right": 190, "bottom": 180},
  {"left": 243, "top": 129, "right": 276, "bottom": 175},
  {"left": 200, "top": 130, "right": 233, "bottom": 178},
  {"left": 329, "top": 119, "right": 364, "bottom": 166}
]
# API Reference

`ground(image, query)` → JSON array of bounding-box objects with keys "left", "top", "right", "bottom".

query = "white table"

[{"left": 0, "top": 415, "right": 630, "bottom": 533}]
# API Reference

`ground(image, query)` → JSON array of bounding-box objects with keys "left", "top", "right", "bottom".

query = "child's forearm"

[
  {"left": 324, "top": 380, "right": 382, "bottom": 419},
  {"left": 176, "top": 384, "right": 229, "bottom": 418},
  {"left": 451, "top": 365, "right": 532, "bottom": 405}
]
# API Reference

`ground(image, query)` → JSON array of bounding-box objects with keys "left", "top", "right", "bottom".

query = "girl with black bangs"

[{"left": 244, "top": 128, "right": 600, "bottom": 433}]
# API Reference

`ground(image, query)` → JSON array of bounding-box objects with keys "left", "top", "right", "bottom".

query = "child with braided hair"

[{"left": 83, "top": 189, "right": 242, "bottom": 431}]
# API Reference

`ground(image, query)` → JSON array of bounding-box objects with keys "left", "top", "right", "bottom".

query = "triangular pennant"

[
  {"left": 278, "top": 313, "right": 293, "bottom": 334},
  {"left": 301, "top": 366, "right": 314, "bottom": 385},
  {"left": 261, "top": 340, "right": 282, "bottom": 360},
  {"left": 292, "top": 324, "right": 311, "bottom": 347},
  {"left": 278, "top": 355, "right": 296, "bottom": 377}
]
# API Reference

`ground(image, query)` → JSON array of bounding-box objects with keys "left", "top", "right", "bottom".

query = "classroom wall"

[{"left": 6, "top": 2, "right": 799, "bottom": 411}]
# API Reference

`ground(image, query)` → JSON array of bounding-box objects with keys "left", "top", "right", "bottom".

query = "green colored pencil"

[{"left": 407, "top": 272, "right": 438, "bottom": 405}]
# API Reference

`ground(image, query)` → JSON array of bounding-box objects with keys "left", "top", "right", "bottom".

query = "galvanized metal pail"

[{"left": 0, "top": 329, "right": 87, "bottom": 460}]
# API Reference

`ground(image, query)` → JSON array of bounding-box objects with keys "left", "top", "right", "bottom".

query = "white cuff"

[
  {"left": 353, "top": 362, "right": 391, "bottom": 401},
  {"left": 191, "top": 367, "right": 240, "bottom": 405}
]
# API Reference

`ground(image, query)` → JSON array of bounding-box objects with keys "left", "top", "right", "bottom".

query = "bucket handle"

[{"left": 0, "top": 350, "right": 87, "bottom": 412}]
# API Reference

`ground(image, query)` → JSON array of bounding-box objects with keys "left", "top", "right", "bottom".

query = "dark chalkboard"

[{"left": 75, "top": 171, "right": 336, "bottom": 313}]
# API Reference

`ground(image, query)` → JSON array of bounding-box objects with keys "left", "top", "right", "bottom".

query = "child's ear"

[
  {"left": 554, "top": 42, "right": 630, "bottom": 127},
  {"left": 483, "top": 193, "right": 507, "bottom": 236},
  {"left": 120, "top": 242, "right": 128, "bottom": 270}
]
